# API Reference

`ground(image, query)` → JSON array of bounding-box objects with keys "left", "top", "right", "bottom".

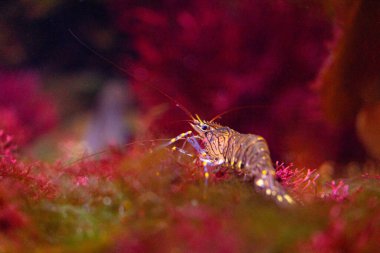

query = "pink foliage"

[
  {"left": 304, "top": 205, "right": 348, "bottom": 252},
  {"left": 302, "top": 202, "right": 380, "bottom": 252},
  {"left": 322, "top": 180, "right": 349, "bottom": 202},
  {"left": 0, "top": 130, "right": 56, "bottom": 200},
  {"left": 276, "top": 162, "right": 320, "bottom": 194},
  {"left": 109, "top": 0, "right": 335, "bottom": 164},
  {"left": 112, "top": 204, "right": 242, "bottom": 253},
  {"left": 0, "top": 204, "right": 27, "bottom": 234},
  {"left": 0, "top": 70, "right": 58, "bottom": 144},
  {"left": 0, "top": 130, "right": 17, "bottom": 161},
  {"left": 171, "top": 204, "right": 242, "bottom": 253},
  {"left": 276, "top": 161, "right": 353, "bottom": 203}
]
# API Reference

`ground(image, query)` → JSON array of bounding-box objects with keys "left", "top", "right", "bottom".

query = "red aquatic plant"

[
  {"left": 109, "top": 0, "right": 335, "bottom": 164},
  {"left": 302, "top": 205, "right": 348, "bottom": 253},
  {"left": 0, "top": 130, "right": 17, "bottom": 161},
  {"left": 0, "top": 70, "right": 58, "bottom": 144},
  {"left": 0, "top": 203, "right": 27, "bottom": 235},
  {"left": 112, "top": 203, "right": 243, "bottom": 253},
  {"left": 301, "top": 197, "right": 380, "bottom": 253},
  {"left": 276, "top": 162, "right": 320, "bottom": 196},
  {"left": 321, "top": 180, "right": 349, "bottom": 202},
  {"left": 170, "top": 204, "right": 243, "bottom": 253},
  {"left": 0, "top": 130, "right": 56, "bottom": 200},
  {"left": 275, "top": 161, "right": 353, "bottom": 203}
]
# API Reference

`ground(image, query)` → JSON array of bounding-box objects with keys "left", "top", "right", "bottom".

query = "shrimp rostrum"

[{"left": 161, "top": 114, "right": 294, "bottom": 205}]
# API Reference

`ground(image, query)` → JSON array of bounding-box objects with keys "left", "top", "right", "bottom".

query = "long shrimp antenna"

[
  {"left": 147, "top": 85, "right": 195, "bottom": 121},
  {"left": 68, "top": 29, "right": 134, "bottom": 78},
  {"left": 209, "top": 105, "right": 269, "bottom": 122},
  {"left": 63, "top": 138, "right": 172, "bottom": 168},
  {"left": 68, "top": 29, "right": 195, "bottom": 120}
]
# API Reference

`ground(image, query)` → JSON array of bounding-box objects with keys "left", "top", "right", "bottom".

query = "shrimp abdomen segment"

[{"left": 223, "top": 134, "right": 274, "bottom": 177}]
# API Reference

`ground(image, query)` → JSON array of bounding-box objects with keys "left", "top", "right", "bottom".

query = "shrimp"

[
  {"left": 69, "top": 30, "right": 294, "bottom": 205},
  {"left": 161, "top": 115, "right": 295, "bottom": 205}
]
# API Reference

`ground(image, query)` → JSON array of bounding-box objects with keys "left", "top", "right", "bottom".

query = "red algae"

[
  {"left": 0, "top": 70, "right": 58, "bottom": 144},
  {"left": 108, "top": 0, "right": 337, "bottom": 165},
  {"left": 0, "top": 0, "right": 379, "bottom": 252}
]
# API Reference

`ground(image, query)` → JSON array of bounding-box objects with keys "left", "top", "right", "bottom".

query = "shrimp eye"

[{"left": 201, "top": 125, "right": 208, "bottom": 131}]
